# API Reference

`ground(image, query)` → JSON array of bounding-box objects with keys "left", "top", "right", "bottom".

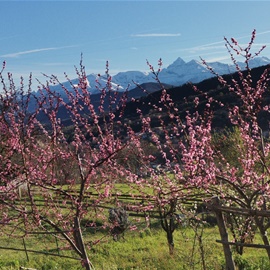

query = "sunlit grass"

[
  {"left": 0, "top": 224, "right": 269, "bottom": 270},
  {"left": 1, "top": 183, "right": 270, "bottom": 269}
]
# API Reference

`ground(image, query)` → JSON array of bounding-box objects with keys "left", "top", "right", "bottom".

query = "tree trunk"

[
  {"left": 73, "top": 217, "right": 94, "bottom": 270},
  {"left": 166, "top": 229, "right": 174, "bottom": 255},
  {"left": 158, "top": 201, "right": 176, "bottom": 256}
]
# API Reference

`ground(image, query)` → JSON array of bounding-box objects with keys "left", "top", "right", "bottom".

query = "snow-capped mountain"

[
  {"left": 95, "top": 56, "right": 270, "bottom": 91},
  {"left": 45, "top": 56, "right": 270, "bottom": 97},
  {"left": 237, "top": 56, "right": 270, "bottom": 70},
  {"left": 29, "top": 56, "right": 270, "bottom": 117},
  {"left": 156, "top": 56, "right": 270, "bottom": 87},
  {"left": 158, "top": 58, "right": 210, "bottom": 86},
  {"left": 48, "top": 73, "right": 124, "bottom": 96},
  {"left": 113, "top": 71, "right": 152, "bottom": 89}
]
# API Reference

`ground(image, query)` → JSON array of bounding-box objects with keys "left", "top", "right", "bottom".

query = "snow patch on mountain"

[{"left": 113, "top": 71, "right": 153, "bottom": 90}]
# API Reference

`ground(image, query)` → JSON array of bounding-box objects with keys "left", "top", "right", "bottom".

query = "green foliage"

[{"left": 212, "top": 126, "right": 243, "bottom": 168}]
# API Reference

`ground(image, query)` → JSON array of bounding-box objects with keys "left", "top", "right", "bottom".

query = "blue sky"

[{"left": 1, "top": 1, "right": 270, "bottom": 89}]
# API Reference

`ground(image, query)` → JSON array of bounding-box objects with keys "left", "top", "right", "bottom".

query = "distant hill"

[
  {"left": 36, "top": 63, "right": 270, "bottom": 133},
  {"left": 36, "top": 82, "right": 172, "bottom": 124},
  {"left": 33, "top": 56, "right": 270, "bottom": 98},
  {"left": 121, "top": 64, "right": 270, "bottom": 132},
  {"left": 29, "top": 55, "right": 270, "bottom": 116}
]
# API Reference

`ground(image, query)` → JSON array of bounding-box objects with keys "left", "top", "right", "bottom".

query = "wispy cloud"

[
  {"left": 1, "top": 45, "right": 76, "bottom": 58},
  {"left": 131, "top": 33, "right": 181, "bottom": 37},
  {"left": 179, "top": 30, "right": 270, "bottom": 54},
  {"left": 182, "top": 40, "right": 225, "bottom": 53},
  {"left": 41, "top": 62, "right": 71, "bottom": 66},
  {"left": 1, "top": 48, "right": 58, "bottom": 58},
  {"left": 204, "top": 56, "right": 231, "bottom": 63},
  {"left": 232, "top": 30, "right": 270, "bottom": 40},
  {"left": 188, "top": 41, "right": 270, "bottom": 54}
]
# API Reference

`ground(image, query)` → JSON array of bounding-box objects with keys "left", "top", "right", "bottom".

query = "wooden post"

[
  {"left": 254, "top": 216, "right": 270, "bottom": 259},
  {"left": 209, "top": 197, "right": 235, "bottom": 270}
]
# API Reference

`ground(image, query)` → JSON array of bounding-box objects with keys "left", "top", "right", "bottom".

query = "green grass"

[
  {"left": 0, "top": 224, "right": 269, "bottom": 270},
  {"left": 0, "top": 231, "right": 81, "bottom": 270},
  {"left": 1, "top": 184, "right": 270, "bottom": 269},
  {"left": 89, "top": 227, "right": 223, "bottom": 270}
]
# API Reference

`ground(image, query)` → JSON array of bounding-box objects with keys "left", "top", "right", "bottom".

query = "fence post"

[{"left": 208, "top": 197, "right": 235, "bottom": 270}]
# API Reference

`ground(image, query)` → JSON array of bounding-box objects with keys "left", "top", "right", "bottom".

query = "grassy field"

[
  {"left": 0, "top": 184, "right": 269, "bottom": 269},
  {"left": 0, "top": 222, "right": 269, "bottom": 270}
]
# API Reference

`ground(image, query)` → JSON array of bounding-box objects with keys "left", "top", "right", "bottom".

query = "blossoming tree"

[
  {"left": 0, "top": 60, "right": 154, "bottom": 269},
  {"left": 1, "top": 29, "right": 270, "bottom": 270},
  {"left": 149, "top": 30, "right": 270, "bottom": 268}
]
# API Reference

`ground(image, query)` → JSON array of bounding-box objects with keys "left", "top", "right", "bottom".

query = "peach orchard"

[{"left": 1, "top": 30, "right": 270, "bottom": 269}]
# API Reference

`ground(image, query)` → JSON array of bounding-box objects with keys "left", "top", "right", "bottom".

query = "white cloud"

[
  {"left": 1, "top": 45, "right": 76, "bottom": 58},
  {"left": 203, "top": 56, "right": 231, "bottom": 63},
  {"left": 186, "top": 41, "right": 225, "bottom": 53},
  {"left": 131, "top": 33, "right": 181, "bottom": 37},
  {"left": 41, "top": 62, "right": 71, "bottom": 66},
  {"left": 178, "top": 30, "right": 270, "bottom": 55},
  {"left": 1, "top": 48, "right": 58, "bottom": 58}
]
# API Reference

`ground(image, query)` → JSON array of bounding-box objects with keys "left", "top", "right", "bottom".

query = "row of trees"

[{"left": 1, "top": 30, "right": 270, "bottom": 269}]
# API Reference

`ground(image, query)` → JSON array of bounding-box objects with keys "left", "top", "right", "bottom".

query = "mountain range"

[
  {"left": 34, "top": 60, "right": 270, "bottom": 131},
  {"left": 30, "top": 56, "right": 270, "bottom": 119},
  {"left": 47, "top": 56, "right": 270, "bottom": 96},
  {"left": 121, "top": 63, "right": 270, "bottom": 133}
]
